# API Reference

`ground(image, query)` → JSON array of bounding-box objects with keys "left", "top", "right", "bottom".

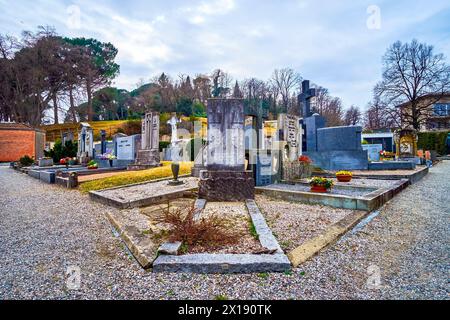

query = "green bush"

[
  {"left": 159, "top": 141, "right": 171, "bottom": 152},
  {"left": 44, "top": 140, "right": 78, "bottom": 163},
  {"left": 192, "top": 102, "right": 206, "bottom": 117},
  {"left": 19, "top": 155, "right": 34, "bottom": 166},
  {"left": 417, "top": 131, "right": 449, "bottom": 155}
]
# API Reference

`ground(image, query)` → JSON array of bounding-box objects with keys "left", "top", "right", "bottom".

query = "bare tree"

[
  {"left": 374, "top": 39, "right": 450, "bottom": 130},
  {"left": 364, "top": 97, "right": 401, "bottom": 130},
  {"left": 270, "top": 68, "right": 301, "bottom": 112},
  {"left": 344, "top": 105, "right": 362, "bottom": 125}
]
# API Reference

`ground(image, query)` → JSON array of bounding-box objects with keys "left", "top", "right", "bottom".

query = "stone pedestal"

[
  {"left": 127, "top": 149, "right": 160, "bottom": 170},
  {"left": 198, "top": 171, "right": 254, "bottom": 201}
]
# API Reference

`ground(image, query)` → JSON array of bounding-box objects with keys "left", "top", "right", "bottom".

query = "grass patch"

[
  {"left": 79, "top": 161, "right": 193, "bottom": 192},
  {"left": 214, "top": 294, "right": 228, "bottom": 300},
  {"left": 249, "top": 220, "right": 259, "bottom": 240},
  {"left": 257, "top": 272, "right": 269, "bottom": 279}
]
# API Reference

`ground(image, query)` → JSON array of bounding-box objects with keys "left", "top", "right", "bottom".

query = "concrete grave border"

[
  {"left": 152, "top": 199, "right": 291, "bottom": 273},
  {"left": 256, "top": 179, "right": 410, "bottom": 211},
  {"left": 89, "top": 175, "right": 195, "bottom": 209},
  {"left": 314, "top": 166, "right": 428, "bottom": 184}
]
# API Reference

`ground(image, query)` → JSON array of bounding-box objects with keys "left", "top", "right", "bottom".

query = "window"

[{"left": 433, "top": 103, "right": 450, "bottom": 116}]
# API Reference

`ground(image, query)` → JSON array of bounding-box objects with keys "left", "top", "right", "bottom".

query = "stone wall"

[{"left": 282, "top": 161, "right": 312, "bottom": 181}]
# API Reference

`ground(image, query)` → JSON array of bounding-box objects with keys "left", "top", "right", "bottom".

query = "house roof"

[{"left": 395, "top": 92, "right": 450, "bottom": 108}]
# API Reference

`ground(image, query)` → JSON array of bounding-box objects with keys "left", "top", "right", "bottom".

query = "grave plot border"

[
  {"left": 255, "top": 179, "right": 410, "bottom": 211},
  {"left": 89, "top": 175, "right": 195, "bottom": 209},
  {"left": 152, "top": 199, "right": 291, "bottom": 273}
]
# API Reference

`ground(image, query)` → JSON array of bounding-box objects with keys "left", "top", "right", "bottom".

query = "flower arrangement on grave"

[
  {"left": 59, "top": 157, "right": 72, "bottom": 169},
  {"left": 379, "top": 150, "right": 395, "bottom": 161},
  {"left": 87, "top": 160, "right": 98, "bottom": 170},
  {"left": 68, "top": 157, "right": 77, "bottom": 166},
  {"left": 105, "top": 153, "right": 116, "bottom": 167},
  {"left": 298, "top": 155, "right": 312, "bottom": 164},
  {"left": 309, "top": 176, "right": 334, "bottom": 193},
  {"left": 336, "top": 170, "right": 353, "bottom": 182}
]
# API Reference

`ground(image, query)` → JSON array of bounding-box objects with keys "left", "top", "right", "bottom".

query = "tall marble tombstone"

[
  {"left": 198, "top": 99, "right": 254, "bottom": 201},
  {"left": 127, "top": 112, "right": 160, "bottom": 170},
  {"left": 77, "top": 123, "right": 94, "bottom": 164},
  {"left": 278, "top": 113, "right": 302, "bottom": 161}
]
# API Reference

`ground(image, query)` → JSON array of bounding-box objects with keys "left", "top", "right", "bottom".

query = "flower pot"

[
  {"left": 310, "top": 185, "right": 328, "bottom": 193},
  {"left": 109, "top": 159, "right": 113, "bottom": 167},
  {"left": 336, "top": 175, "right": 352, "bottom": 182}
]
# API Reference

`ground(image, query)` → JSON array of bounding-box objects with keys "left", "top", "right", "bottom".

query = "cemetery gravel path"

[{"left": 0, "top": 163, "right": 448, "bottom": 300}]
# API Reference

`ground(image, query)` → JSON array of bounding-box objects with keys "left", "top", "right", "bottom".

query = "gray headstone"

[
  {"left": 317, "top": 126, "right": 363, "bottom": 152},
  {"left": 206, "top": 99, "right": 245, "bottom": 171},
  {"left": 305, "top": 114, "right": 326, "bottom": 152}
]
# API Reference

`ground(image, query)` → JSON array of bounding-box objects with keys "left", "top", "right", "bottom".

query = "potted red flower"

[
  {"left": 309, "top": 177, "right": 334, "bottom": 193},
  {"left": 59, "top": 157, "right": 71, "bottom": 169}
]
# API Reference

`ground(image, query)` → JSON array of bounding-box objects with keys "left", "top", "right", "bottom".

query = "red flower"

[{"left": 298, "top": 155, "right": 312, "bottom": 163}]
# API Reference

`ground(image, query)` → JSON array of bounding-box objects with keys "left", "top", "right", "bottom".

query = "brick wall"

[{"left": 0, "top": 130, "right": 36, "bottom": 162}]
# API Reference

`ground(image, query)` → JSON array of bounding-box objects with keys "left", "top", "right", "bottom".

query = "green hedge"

[{"left": 417, "top": 131, "right": 449, "bottom": 155}]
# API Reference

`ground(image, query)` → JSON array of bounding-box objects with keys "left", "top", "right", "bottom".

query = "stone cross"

[
  {"left": 167, "top": 115, "right": 181, "bottom": 146},
  {"left": 298, "top": 80, "right": 316, "bottom": 118}
]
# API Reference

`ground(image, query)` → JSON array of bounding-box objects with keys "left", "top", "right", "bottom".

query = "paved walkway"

[{"left": 0, "top": 162, "right": 448, "bottom": 299}]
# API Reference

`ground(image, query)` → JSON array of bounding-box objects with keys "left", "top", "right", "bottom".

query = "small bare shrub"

[{"left": 155, "top": 204, "right": 240, "bottom": 248}]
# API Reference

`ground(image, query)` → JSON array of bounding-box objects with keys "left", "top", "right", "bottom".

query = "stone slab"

[
  {"left": 153, "top": 253, "right": 291, "bottom": 273},
  {"left": 317, "top": 125, "right": 363, "bottom": 152},
  {"left": 28, "top": 169, "right": 41, "bottom": 179},
  {"left": 38, "top": 158, "right": 53, "bottom": 167},
  {"left": 89, "top": 177, "right": 199, "bottom": 209},
  {"left": 287, "top": 210, "right": 369, "bottom": 267},
  {"left": 256, "top": 178, "right": 410, "bottom": 212},
  {"left": 245, "top": 199, "right": 282, "bottom": 253},
  {"left": 305, "top": 150, "right": 369, "bottom": 170},
  {"left": 158, "top": 242, "right": 182, "bottom": 255},
  {"left": 39, "top": 171, "right": 56, "bottom": 184},
  {"left": 106, "top": 211, "right": 157, "bottom": 269},
  {"left": 368, "top": 161, "right": 416, "bottom": 170}
]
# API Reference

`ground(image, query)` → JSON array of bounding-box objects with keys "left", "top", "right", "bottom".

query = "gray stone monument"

[
  {"left": 304, "top": 125, "right": 369, "bottom": 170},
  {"left": 298, "top": 80, "right": 316, "bottom": 118},
  {"left": 128, "top": 112, "right": 160, "bottom": 170},
  {"left": 77, "top": 123, "right": 94, "bottom": 164},
  {"left": 198, "top": 98, "right": 254, "bottom": 201},
  {"left": 278, "top": 113, "right": 302, "bottom": 161},
  {"left": 100, "top": 130, "right": 107, "bottom": 154}
]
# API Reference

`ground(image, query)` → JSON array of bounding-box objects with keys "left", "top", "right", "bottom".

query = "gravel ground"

[
  {"left": 0, "top": 163, "right": 448, "bottom": 300},
  {"left": 256, "top": 195, "right": 362, "bottom": 252}
]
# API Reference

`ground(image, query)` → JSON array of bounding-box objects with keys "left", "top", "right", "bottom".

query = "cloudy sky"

[{"left": 1, "top": 0, "right": 450, "bottom": 109}]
